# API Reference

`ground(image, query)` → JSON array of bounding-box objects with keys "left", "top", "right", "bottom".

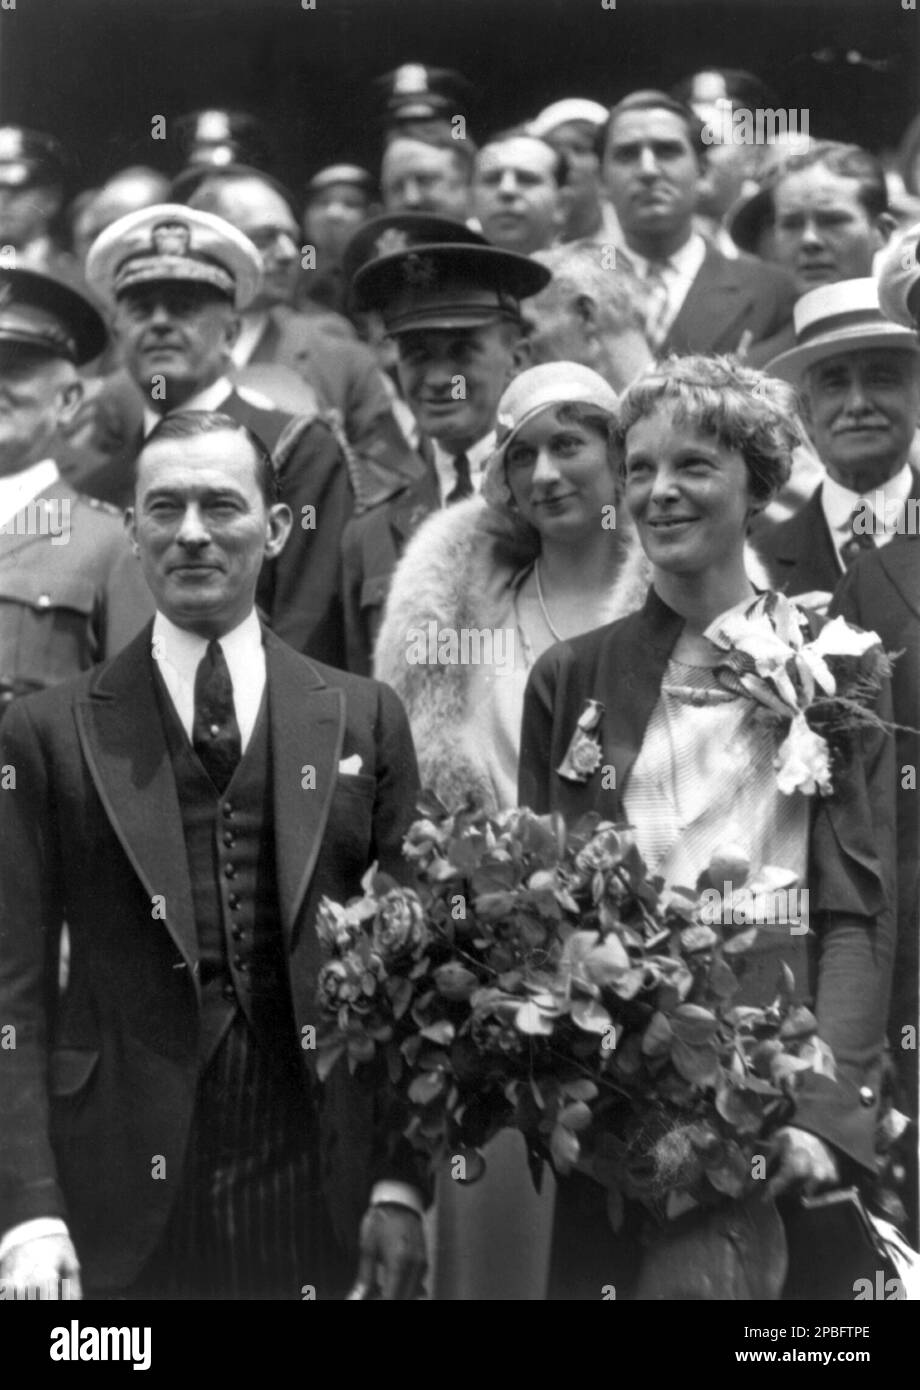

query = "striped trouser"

[{"left": 131, "top": 1012, "right": 347, "bottom": 1300}]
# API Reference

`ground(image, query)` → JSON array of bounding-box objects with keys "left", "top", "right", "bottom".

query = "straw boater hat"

[{"left": 766, "top": 277, "right": 920, "bottom": 384}]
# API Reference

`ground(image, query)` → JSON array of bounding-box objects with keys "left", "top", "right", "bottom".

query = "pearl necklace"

[{"left": 533, "top": 560, "right": 565, "bottom": 643}]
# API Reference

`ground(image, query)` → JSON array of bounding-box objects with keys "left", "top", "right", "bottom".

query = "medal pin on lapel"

[{"left": 557, "top": 699, "right": 605, "bottom": 782}]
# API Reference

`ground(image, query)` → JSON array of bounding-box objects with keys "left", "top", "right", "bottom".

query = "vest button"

[
  {"left": 231, "top": 925, "right": 244, "bottom": 941},
  {"left": 227, "top": 891, "right": 241, "bottom": 909},
  {"left": 223, "top": 830, "right": 235, "bottom": 847},
  {"left": 859, "top": 1086, "right": 875, "bottom": 1107},
  {"left": 222, "top": 983, "right": 235, "bottom": 1000},
  {"left": 222, "top": 803, "right": 233, "bottom": 818},
  {"left": 234, "top": 955, "right": 248, "bottom": 971},
  {"left": 224, "top": 863, "right": 236, "bottom": 879},
  {"left": 209, "top": 723, "right": 220, "bottom": 737}
]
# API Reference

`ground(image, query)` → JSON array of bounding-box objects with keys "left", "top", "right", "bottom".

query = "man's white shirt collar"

[
  {"left": 142, "top": 377, "right": 234, "bottom": 437},
  {"left": 822, "top": 462, "right": 915, "bottom": 562},
  {"left": 151, "top": 607, "right": 266, "bottom": 752},
  {"left": 0, "top": 458, "right": 60, "bottom": 529},
  {"left": 624, "top": 231, "right": 707, "bottom": 283},
  {"left": 431, "top": 431, "right": 496, "bottom": 506}
]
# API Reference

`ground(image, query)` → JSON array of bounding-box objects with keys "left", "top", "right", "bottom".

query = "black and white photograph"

[{"left": 0, "top": 0, "right": 917, "bottom": 1348}]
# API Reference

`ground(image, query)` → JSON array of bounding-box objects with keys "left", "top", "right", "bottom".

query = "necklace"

[{"left": 533, "top": 560, "right": 565, "bottom": 643}]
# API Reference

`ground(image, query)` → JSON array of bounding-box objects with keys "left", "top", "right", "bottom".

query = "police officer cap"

[
  {"left": 0, "top": 127, "right": 68, "bottom": 189},
  {"left": 0, "top": 268, "right": 107, "bottom": 365},
  {"left": 373, "top": 65, "right": 476, "bottom": 124},
  {"left": 349, "top": 212, "right": 550, "bottom": 333}
]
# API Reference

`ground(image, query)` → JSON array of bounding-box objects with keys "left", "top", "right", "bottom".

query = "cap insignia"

[
  {"left": 394, "top": 64, "right": 429, "bottom": 96},
  {"left": 402, "top": 253, "right": 438, "bottom": 288},
  {"left": 151, "top": 221, "right": 192, "bottom": 257},
  {"left": 374, "top": 228, "right": 411, "bottom": 258}
]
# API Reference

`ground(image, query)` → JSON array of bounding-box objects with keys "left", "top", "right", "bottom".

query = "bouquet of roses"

[
  {"left": 315, "top": 799, "right": 840, "bottom": 1229},
  {"left": 705, "top": 592, "right": 890, "bottom": 797}
]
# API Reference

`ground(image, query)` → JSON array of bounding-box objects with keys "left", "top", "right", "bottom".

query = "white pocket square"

[{"left": 338, "top": 754, "right": 364, "bottom": 775}]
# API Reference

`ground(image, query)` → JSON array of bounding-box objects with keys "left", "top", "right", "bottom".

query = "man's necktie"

[
  {"left": 643, "top": 262, "right": 672, "bottom": 352},
  {"left": 446, "top": 452, "right": 473, "bottom": 504},
  {"left": 839, "top": 506, "right": 877, "bottom": 569},
  {"left": 192, "top": 639, "right": 242, "bottom": 792}
]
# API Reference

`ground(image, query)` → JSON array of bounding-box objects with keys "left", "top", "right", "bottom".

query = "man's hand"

[
  {"left": 0, "top": 1235, "right": 82, "bottom": 1299},
  {"left": 349, "top": 1203, "right": 427, "bottom": 1300},
  {"left": 768, "top": 1126, "right": 840, "bottom": 1198}
]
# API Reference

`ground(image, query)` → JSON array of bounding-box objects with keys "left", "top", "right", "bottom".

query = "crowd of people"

[{"left": 0, "top": 61, "right": 918, "bottom": 1302}]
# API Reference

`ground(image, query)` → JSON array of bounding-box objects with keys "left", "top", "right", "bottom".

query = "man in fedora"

[
  {"left": 340, "top": 213, "right": 548, "bottom": 673},
  {"left": 73, "top": 204, "right": 354, "bottom": 666},
  {"left": 756, "top": 277, "right": 920, "bottom": 602},
  {"left": 0, "top": 267, "right": 149, "bottom": 714}
]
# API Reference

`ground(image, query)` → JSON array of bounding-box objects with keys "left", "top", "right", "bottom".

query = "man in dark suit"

[
  {"left": 0, "top": 410, "right": 426, "bottom": 1300},
  {"left": 340, "top": 213, "right": 548, "bottom": 673},
  {"left": 757, "top": 278, "right": 920, "bottom": 602},
  {"left": 597, "top": 90, "right": 797, "bottom": 358},
  {"left": 71, "top": 204, "right": 353, "bottom": 666}
]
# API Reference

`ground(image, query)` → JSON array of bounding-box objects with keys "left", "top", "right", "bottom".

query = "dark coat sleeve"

[
  {"left": 0, "top": 698, "right": 68, "bottom": 1232},
  {"left": 791, "top": 676, "right": 898, "bottom": 1171},
  {"left": 262, "top": 419, "right": 354, "bottom": 666},
  {"left": 518, "top": 647, "right": 565, "bottom": 815}
]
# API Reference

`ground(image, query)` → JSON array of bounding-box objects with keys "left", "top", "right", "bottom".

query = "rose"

[
  {"left": 470, "top": 990, "right": 526, "bottom": 1057},
  {"left": 573, "top": 827, "right": 626, "bottom": 883},
  {"left": 317, "top": 958, "right": 358, "bottom": 1013},
  {"left": 372, "top": 888, "right": 429, "bottom": 961},
  {"left": 315, "top": 898, "right": 360, "bottom": 953},
  {"left": 775, "top": 713, "right": 833, "bottom": 796}
]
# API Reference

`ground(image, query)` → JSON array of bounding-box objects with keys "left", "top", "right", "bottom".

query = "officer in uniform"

[
  {"left": 0, "top": 268, "right": 151, "bottom": 713},
  {"left": 340, "top": 213, "right": 549, "bottom": 673}
]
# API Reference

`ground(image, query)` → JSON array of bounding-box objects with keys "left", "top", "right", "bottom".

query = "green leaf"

[
  {"left": 562, "top": 1078, "right": 599, "bottom": 1102},
  {"left": 671, "top": 1037, "right": 721, "bottom": 1085},
  {"left": 571, "top": 998, "right": 612, "bottom": 1035},
  {"left": 550, "top": 1123, "right": 581, "bottom": 1172},
  {"left": 408, "top": 1070, "right": 446, "bottom": 1105},
  {"left": 715, "top": 1078, "right": 764, "bottom": 1134},
  {"left": 708, "top": 957, "right": 739, "bottom": 1000},
  {"left": 559, "top": 1100, "right": 593, "bottom": 1132},
  {"left": 641, "top": 1010, "right": 673, "bottom": 1058},
  {"left": 796, "top": 1035, "right": 836, "bottom": 1080},
  {"left": 420, "top": 1019, "right": 456, "bottom": 1046},
  {"left": 780, "top": 1005, "right": 818, "bottom": 1040},
  {"left": 723, "top": 927, "right": 759, "bottom": 955},
  {"left": 671, "top": 1003, "right": 720, "bottom": 1045},
  {"left": 387, "top": 976, "right": 414, "bottom": 1019}
]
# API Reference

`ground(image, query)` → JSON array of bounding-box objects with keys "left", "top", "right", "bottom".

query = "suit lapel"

[
  {"left": 772, "top": 490, "right": 841, "bottom": 592},
  {"left": 75, "top": 625, "right": 199, "bottom": 978},
  {"left": 879, "top": 537, "right": 920, "bottom": 621},
  {"left": 664, "top": 247, "right": 747, "bottom": 356},
  {"left": 267, "top": 633, "right": 345, "bottom": 946}
]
